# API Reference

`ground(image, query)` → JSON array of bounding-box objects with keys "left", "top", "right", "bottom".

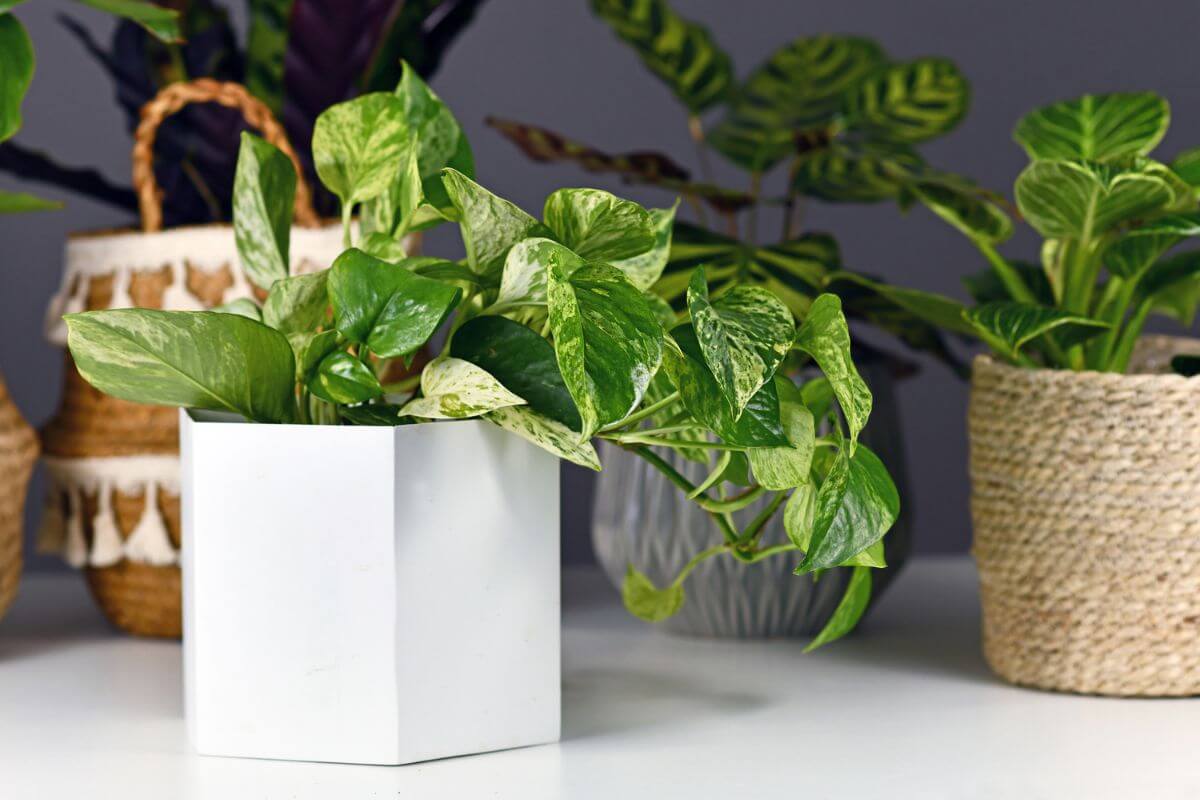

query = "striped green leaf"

[
  {"left": 792, "top": 142, "right": 924, "bottom": 203},
  {"left": 907, "top": 174, "right": 1012, "bottom": 245},
  {"left": 964, "top": 302, "right": 1108, "bottom": 360},
  {"left": 1015, "top": 160, "right": 1174, "bottom": 240},
  {"left": 1013, "top": 92, "right": 1170, "bottom": 163},
  {"left": 709, "top": 35, "right": 887, "bottom": 172},
  {"left": 1104, "top": 212, "right": 1200, "bottom": 279},
  {"left": 845, "top": 58, "right": 969, "bottom": 144},
  {"left": 1171, "top": 147, "right": 1200, "bottom": 193},
  {"left": 590, "top": 0, "right": 732, "bottom": 113},
  {"left": 244, "top": 0, "right": 291, "bottom": 114}
]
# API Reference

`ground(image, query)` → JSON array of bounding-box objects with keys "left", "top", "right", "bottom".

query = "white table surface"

[{"left": 1, "top": 558, "right": 1197, "bottom": 799}]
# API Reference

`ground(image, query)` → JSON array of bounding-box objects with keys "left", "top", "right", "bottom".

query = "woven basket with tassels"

[
  {"left": 969, "top": 337, "right": 1200, "bottom": 696},
  {"left": 0, "top": 371, "right": 38, "bottom": 620},
  {"left": 38, "top": 80, "right": 341, "bottom": 638}
]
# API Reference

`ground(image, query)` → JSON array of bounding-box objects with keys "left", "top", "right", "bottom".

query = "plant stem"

[
  {"left": 1109, "top": 298, "right": 1154, "bottom": 373},
  {"left": 748, "top": 171, "right": 762, "bottom": 245},
  {"left": 341, "top": 202, "right": 355, "bottom": 249},
  {"left": 671, "top": 544, "right": 729, "bottom": 588},
  {"left": 737, "top": 490, "right": 787, "bottom": 547},
  {"left": 688, "top": 114, "right": 714, "bottom": 184},
  {"left": 608, "top": 434, "right": 743, "bottom": 451},
  {"left": 976, "top": 240, "right": 1036, "bottom": 303},
  {"left": 741, "top": 542, "right": 801, "bottom": 564},
  {"left": 688, "top": 451, "right": 731, "bottom": 499},
  {"left": 599, "top": 391, "right": 681, "bottom": 432},
  {"left": 624, "top": 444, "right": 762, "bottom": 519}
]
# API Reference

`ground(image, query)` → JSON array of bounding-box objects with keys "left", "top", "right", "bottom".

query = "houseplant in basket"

[
  {"left": 63, "top": 81, "right": 900, "bottom": 762},
  {"left": 490, "top": 0, "right": 978, "bottom": 635},
  {"left": 851, "top": 90, "right": 1200, "bottom": 696}
]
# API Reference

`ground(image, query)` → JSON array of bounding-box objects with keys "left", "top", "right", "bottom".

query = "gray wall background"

[{"left": 4, "top": 0, "right": 1200, "bottom": 571}]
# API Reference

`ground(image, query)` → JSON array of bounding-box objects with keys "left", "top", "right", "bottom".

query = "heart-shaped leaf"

[
  {"left": 605, "top": 203, "right": 677, "bottom": 291},
  {"left": 394, "top": 60, "right": 474, "bottom": 214},
  {"left": 365, "top": 140, "right": 422, "bottom": 239},
  {"left": 442, "top": 168, "right": 549, "bottom": 279},
  {"left": 495, "top": 237, "right": 583, "bottom": 308},
  {"left": 313, "top": 92, "right": 411, "bottom": 207},
  {"left": 964, "top": 301, "right": 1108, "bottom": 360},
  {"left": 401, "top": 356, "right": 525, "bottom": 419},
  {"left": 1015, "top": 160, "right": 1174, "bottom": 240},
  {"left": 1014, "top": 92, "right": 1170, "bottom": 163},
  {"left": 232, "top": 133, "right": 295, "bottom": 290},
  {"left": 793, "top": 294, "right": 872, "bottom": 447},
  {"left": 0, "top": 14, "right": 33, "bottom": 143},
  {"left": 308, "top": 350, "right": 383, "bottom": 404},
  {"left": 486, "top": 405, "right": 601, "bottom": 471},
  {"left": 547, "top": 261, "right": 663, "bottom": 438},
  {"left": 262, "top": 271, "right": 328, "bottom": 334},
  {"left": 746, "top": 378, "right": 815, "bottom": 491},
  {"left": 211, "top": 298, "right": 262, "bottom": 321},
  {"left": 289, "top": 328, "right": 340, "bottom": 381},
  {"left": 621, "top": 565, "right": 684, "bottom": 622},
  {"left": 328, "top": 248, "right": 462, "bottom": 358},
  {"left": 65, "top": 309, "right": 295, "bottom": 423},
  {"left": 543, "top": 187, "right": 656, "bottom": 263},
  {"left": 796, "top": 444, "right": 898, "bottom": 573},
  {"left": 451, "top": 315, "right": 581, "bottom": 430},
  {"left": 687, "top": 267, "right": 795, "bottom": 417},
  {"left": 845, "top": 58, "right": 969, "bottom": 144},
  {"left": 804, "top": 566, "right": 872, "bottom": 652}
]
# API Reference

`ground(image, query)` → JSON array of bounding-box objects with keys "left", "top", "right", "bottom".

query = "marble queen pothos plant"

[{"left": 61, "top": 66, "right": 899, "bottom": 649}]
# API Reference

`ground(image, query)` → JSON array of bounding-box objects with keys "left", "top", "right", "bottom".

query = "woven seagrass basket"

[
  {"left": 38, "top": 79, "right": 340, "bottom": 638},
  {"left": 0, "top": 372, "right": 38, "bottom": 620},
  {"left": 969, "top": 337, "right": 1200, "bottom": 696}
]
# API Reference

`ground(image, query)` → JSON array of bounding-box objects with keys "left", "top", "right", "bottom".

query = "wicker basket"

[
  {"left": 0, "top": 372, "right": 38, "bottom": 620},
  {"left": 969, "top": 339, "right": 1200, "bottom": 696},
  {"left": 38, "top": 80, "right": 339, "bottom": 638}
]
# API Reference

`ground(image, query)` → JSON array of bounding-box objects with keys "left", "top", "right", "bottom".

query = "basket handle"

[{"left": 132, "top": 79, "right": 319, "bottom": 232}]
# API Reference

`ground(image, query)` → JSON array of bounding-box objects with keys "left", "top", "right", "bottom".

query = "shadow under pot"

[
  {"left": 591, "top": 356, "right": 914, "bottom": 638},
  {"left": 969, "top": 338, "right": 1200, "bottom": 697}
]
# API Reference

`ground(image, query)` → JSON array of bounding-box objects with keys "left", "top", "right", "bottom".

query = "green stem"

[
  {"left": 688, "top": 114, "right": 714, "bottom": 184},
  {"left": 1088, "top": 277, "right": 1138, "bottom": 371},
  {"left": 976, "top": 240, "right": 1036, "bottom": 303},
  {"left": 609, "top": 435, "right": 742, "bottom": 451},
  {"left": 1109, "top": 298, "right": 1153, "bottom": 373},
  {"left": 624, "top": 445, "right": 763, "bottom": 517},
  {"left": 737, "top": 490, "right": 787, "bottom": 547},
  {"left": 747, "top": 171, "right": 762, "bottom": 246},
  {"left": 341, "top": 202, "right": 355, "bottom": 249},
  {"left": 671, "top": 544, "right": 729, "bottom": 589},
  {"left": 741, "top": 542, "right": 801, "bottom": 564},
  {"left": 688, "top": 451, "right": 731, "bottom": 500},
  {"left": 599, "top": 391, "right": 681, "bottom": 432}
]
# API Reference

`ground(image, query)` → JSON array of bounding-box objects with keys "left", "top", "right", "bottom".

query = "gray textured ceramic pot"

[{"left": 591, "top": 357, "right": 913, "bottom": 638}]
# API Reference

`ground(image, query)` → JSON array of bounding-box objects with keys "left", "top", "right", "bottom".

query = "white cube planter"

[{"left": 179, "top": 411, "right": 561, "bottom": 765}]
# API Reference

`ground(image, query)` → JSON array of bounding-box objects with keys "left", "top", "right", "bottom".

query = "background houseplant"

[
  {"left": 0, "top": 0, "right": 486, "bottom": 226},
  {"left": 64, "top": 76, "right": 902, "bottom": 648},
  {"left": 489, "top": 0, "right": 978, "bottom": 635}
]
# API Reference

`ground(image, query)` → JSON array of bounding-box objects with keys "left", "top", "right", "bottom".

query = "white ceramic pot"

[{"left": 180, "top": 411, "right": 561, "bottom": 764}]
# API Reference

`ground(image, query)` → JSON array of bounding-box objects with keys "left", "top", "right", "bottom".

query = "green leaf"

[
  {"left": 1013, "top": 92, "right": 1170, "bottom": 163},
  {"left": 963, "top": 261, "right": 1054, "bottom": 305},
  {"left": 262, "top": 271, "right": 328, "bottom": 335},
  {"left": 0, "top": 189, "right": 60, "bottom": 213},
  {"left": 495, "top": 237, "right": 583, "bottom": 308},
  {"left": 709, "top": 35, "right": 887, "bottom": 171},
  {"left": 0, "top": 1, "right": 27, "bottom": 12},
  {"left": 308, "top": 351, "right": 383, "bottom": 405},
  {"left": 401, "top": 357, "right": 526, "bottom": 419},
  {"left": 547, "top": 261, "right": 663, "bottom": 438},
  {"left": 664, "top": 324, "right": 788, "bottom": 447},
  {"left": 450, "top": 315, "right": 581, "bottom": 430},
  {"left": 590, "top": 0, "right": 732, "bottom": 113},
  {"left": 793, "top": 294, "right": 872, "bottom": 447},
  {"left": 746, "top": 378, "right": 815, "bottom": 491},
  {"left": 365, "top": 140, "right": 422, "bottom": 239},
  {"left": 1171, "top": 147, "right": 1200, "bottom": 194},
  {"left": 783, "top": 478, "right": 816, "bottom": 550},
  {"left": 804, "top": 566, "right": 871, "bottom": 652},
  {"left": 328, "top": 248, "right": 462, "bottom": 358},
  {"left": 394, "top": 60, "right": 474, "bottom": 214},
  {"left": 907, "top": 175, "right": 1013, "bottom": 245},
  {"left": 313, "top": 93, "right": 411, "bottom": 207},
  {"left": 601, "top": 202, "right": 676, "bottom": 291},
  {"left": 842, "top": 538, "right": 887, "bottom": 568},
  {"left": 1104, "top": 212, "right": 1200, "bottom": 279},
  {"left": 289, "top": 329, "right": 340, "bottom": 381},
  {"left": 800, "top": 377, "right": 834, "bottom": 423},
  {"left": 340, "top": 404, "right": 406, "bottom": 426},
  {"left": 232, "top": 133, "right": 294, "bottom": 290},
  {"left": 792, "top": 142, "right": 924, "bottom": 204},
  {"left": 964, "top": 302, "right": 1109, "bottom": 360},
  {"left": 797, "top": 444, "right": 898, "bottom": 573},
  {"left": 543, "top": 188, "right": 656, "bottom": 263},
  {"left": 442, "top": 168, "right": 548, "bottom": 280},
  {"left": 1138, "top": 250, "right": 1200, "bottom": 324},
  {"left": 243, "top": 0, "right": 290, "bottom": 114},
  {"left": 1015, "top": 160, "right": 1174, "bottom": 240},
  {"left": 486, "top": 405, "right": 601, "bottom": 471},
  {"left": 65, "top": 309, "right": 295, "bottom": 423},
  {"left": 687, "top": 267, "right": 794, "bottom": 417},
  {"left": 0, "top": 14, "right": 33, "bottom": 143},
  {"left": 845, "top": 58, "right": 969, "bottom": 144},
  {"left": 621, "top": 565, "right": 684, "bottom": 622},
  {"left": 823, "top": 272, "right": 974, "bottom": 336},
  {"left": 211, "top": 298, "right": 262, "bottom": 321},
  {"left": 72, "top": 0, "right": 181, "bottom": 41}
]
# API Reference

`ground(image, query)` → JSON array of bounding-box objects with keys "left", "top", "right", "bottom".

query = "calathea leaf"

[
  {"left": 0, "top": 189, "right": 61, "bottom": 213},
  {"left": 1014, "top": 160, "right": 1174, "bottom": 240},
  {"left": 590, "top": 0, "right": 732, "bottom": 114},
  {"left": 824, "top": 272, "right": 975, "bottom": 336},
  {"left": 308, "top": 350, "right": 383, "bottom": 404},
  {"left": 607, "top": 202, "right": 677, "bottom": 291},
  {"left": 243, "top": 0, "right": 291, "bottom": 115},
  {"left": 0, "top": 14, "right": 33, "bottom": 142},
  {"left": 1103, "top": 212, "right": 1200, "bottom": 279},
  {"left": 451, "top": 314, "right": 582, "bottom": 430},
  {"left": 65, "top": 309, "right": 295, "bottom": 423},
  {"left": 442, "top": 168, "right": 549, "bottom": 279},
  {"left": 792, "top": 141, "right": 925, "bottom": 203},
  {"left": 360, "top": 0, "right": 487, "bottom": 91},
  {"left": 906, "top": 174, "right": 1013, "bottom": 245},
  {"left": 1013, "top": 92, "right": 1170, "bottom": 163},
  {"left": 687, "top": 266, "right": 794, "bottom": 417},
  {"left": 1137, "top": 251, "right": 1200, "bottom": 324},
  {"left": 211, "top": 298, "right": 262, "bottom": 321},
  {"left": 327, "top": 248, "right": 462, "bottom": 358},
  {"left": 495, "top": 237, "right": 584, "bottom": 308},
  {"left": 74, "top": 0, "right": 182, "bottom": 41},
  {"left": 1171, "top": 147, "right": 1200, "bottom": 194},
  {"left": 708, "top": 35, "right": 887, "bottom": 171},
  {"left": 312, "top": 93, "right": 411, "bottom": 207},
  {"left": 844, "top": 58, "right": 969, "bottom": 144},
  {"left": 964, "top": 302, "right": 1108, "bottom": 360},
  {"left": 963, "top": 261, "right": 1054, "bottom": 305},
  {"left": 664, "top": 324, "right": 788, "bottom": 447},
  {"left": 262, "top": 271, "right": 328, "bottom": 334},
  {"left": 746, "top": 377, "right": 815, "bottom": 491},
  {"left": 796, "top": 444, "right": 898, "bottom": 574},
  {"left": 401, "top": 356, "right": 526, "bottom": 419},
  {"left": 621, "top": 565, "right": 684, "bottom": 622},
  {"left": 804, "top": 566, "right": 872, "bottom": 652},
  {"left": 548, "top": 261, "right": 664, "bottom": 438},
  {"left": 793, "top": 294, "right": 872, "bottom": 448},
  {"left": 232, "top": 133, "right": 295, "bottom": 290},
  {"left": 543, "top": 187, "right": 656, "bottom": 263},
  {"left": 486, "top": 405, "right": 601, "bottom": 471},
  {"left": 393, "top": 60, "right": 474, "bottom": 213}
]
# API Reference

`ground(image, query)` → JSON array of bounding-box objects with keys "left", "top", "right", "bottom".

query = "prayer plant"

[
  {"left": 62, "top": 67, "right": 899, "bottom": 648},
  {"left": 854, "top": 91, "right": 1200, "bottom": 372},
  {"left": 489, "top": 0, "right": 983, "bottom": 370}
]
